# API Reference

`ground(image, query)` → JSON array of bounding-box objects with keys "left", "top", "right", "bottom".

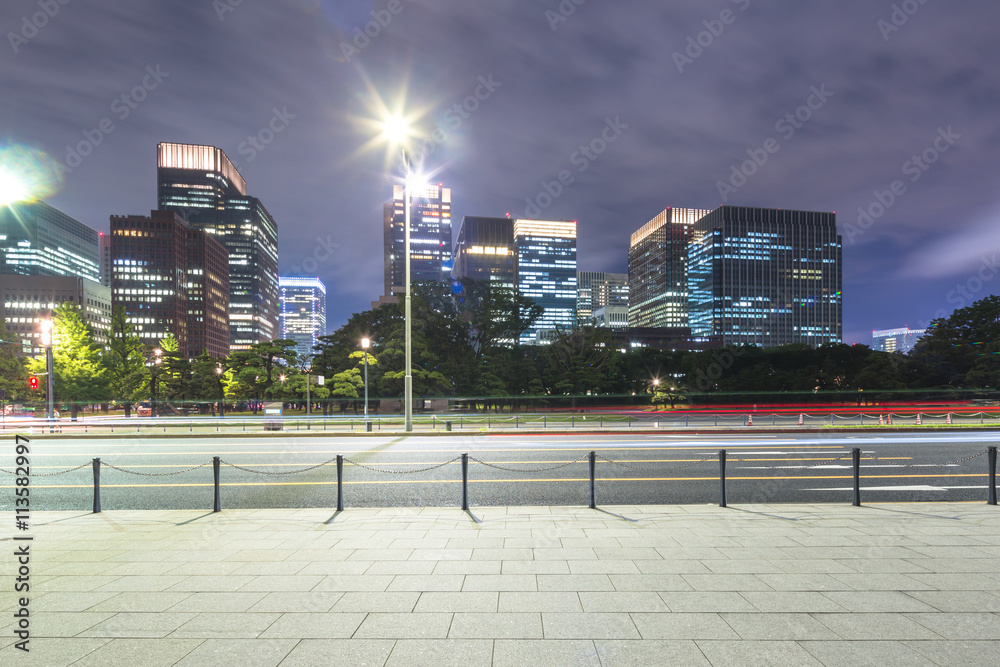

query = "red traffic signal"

[{"left": 29, "top": 376, "right": 38, "bottom": 390}]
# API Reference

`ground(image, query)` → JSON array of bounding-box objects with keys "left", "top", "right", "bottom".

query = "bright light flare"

[
  {"left": 0, "top": 144, "right": 63, "bottom": 205},
  {"left": 381, "top": 114, "right": 413, "bottom": 146},
  {"left": 39, "top": 319, "right": 53, "bottom": 347}
]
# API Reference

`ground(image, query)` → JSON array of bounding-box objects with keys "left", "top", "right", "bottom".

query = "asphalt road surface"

[{"left": 2, "top": 431, "right": 997, "bottom": 511}]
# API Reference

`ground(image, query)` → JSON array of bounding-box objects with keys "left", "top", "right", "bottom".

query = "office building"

[
  {"left": 577, "top": 271, "right": 628, "bottom": 325},
  {"left": 383, "top": 183, "right": 452, "bottom": 298},
  {"left": 688, "top": 206, "right": 842, "bottom": 348},
  {"left": 453, "top": 216, "right": 515, "bottom": 287},
  {"left": 279, "top": 276, "right": 327, "bottom": 362},
  {"left": 514, "top": 219, "right": 577, "bottom": 344},
  {"left": 110, "top": 210, "right": 229, "bottom": 358},
  {"left": 0, "top": 275, "right": 111, "bottom": 355},
  {"left": 594, "top": 305, "right": 628, "bottom": 330},
  {"left": 0, "top": 200, "right": 101, "bottom": 283},
  {"left": 157, "top": 142, "right": 279, "bottom": 350},
  {"left": 628, "top": 207, "right": 710, "bottom": 328},
  {"left": 872, "top": 326, "right": 925, "bottom": 354},
  {"left": 99, "top": 233, "right": 112, "bottom": 287}
]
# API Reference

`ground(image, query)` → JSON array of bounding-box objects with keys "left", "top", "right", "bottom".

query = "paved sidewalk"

[{"left": 1, "top": 504, "right": 999, "bottom": 666}]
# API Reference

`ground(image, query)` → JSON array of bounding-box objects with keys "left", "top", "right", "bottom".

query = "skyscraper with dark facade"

[
  {"left": 688, "top": 206, "right": 842, "bottom": 348},
  {"left": 514, "top": 219, "right": 577, "bottom": 344},
  {"left": 110, "top": 210, "right": 229, "bottom": 358},
  {"left": 279, "top": 276, "right": 326, "bottom": 362},
  {"left": 156, "top": 142, "right": 278, "bottom": 351},
  {"left": 383, "top": 183, "right": 452, "bottom": 298},
  {"left": 628, "top": 207, "right": 710, "bottom": 329},
  {"left": 453, "top": 216, "right": 515, "bottom": 287}
]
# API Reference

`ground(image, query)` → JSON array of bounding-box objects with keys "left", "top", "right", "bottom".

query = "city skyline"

[{"left": 2, "top": 1, "right": 997, "bottom": 344}]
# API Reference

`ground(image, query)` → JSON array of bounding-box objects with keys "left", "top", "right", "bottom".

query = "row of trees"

[{"left": 0, "top": 284, "right": 995, "bottom": 414}]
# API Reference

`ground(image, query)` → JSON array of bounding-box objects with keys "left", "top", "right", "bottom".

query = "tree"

[
  {"left": 0, "top": 321, "right": 29, "bottom": 404},
  {"left": 40, "top": 303, "right": 108, "bottom": 419},
  {"left": 912, "top": 295, "right": 1000, "bottom": 388},
  {"left": 190, "top": 351, "right": 226, "bottom": 414},
  {"left": 224, "top": 339, "right": 299, "bottom": 412},
  {"left": 104, "top": 306, "right": 148, "bottom": 416}
]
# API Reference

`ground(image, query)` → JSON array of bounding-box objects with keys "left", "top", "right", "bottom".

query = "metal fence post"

[
  {"left": 588, "top": 450, "right": 597, "bottom": 509},
  {"left": 92, "top": 458, "right": 101, "bottom": 514},
  {"left": 461, "top": 453, "right": 469, "bottom": 510},
  {"left": 719, "top": 449, "right": 727, "bottom": 508},
  {"left": 852, "top": 448, "right": 862, "bottom": 507},
  {"left": 213, "top": 456, "right": 221, "bottom": 512},
  {"left": 336, "top": 455, "right": 344, "bottom": 511},
  {"left": 988, "top": 446, "right": 997, "bottom": 506}
]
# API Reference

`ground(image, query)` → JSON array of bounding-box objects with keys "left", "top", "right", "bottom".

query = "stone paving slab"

[{"left": 0, "top": 503, "right": 998, "bottom": 665}]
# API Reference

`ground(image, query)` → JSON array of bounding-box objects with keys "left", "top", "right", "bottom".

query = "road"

[{"left": 2, "top": 431, "right": 997, "bottom": 511}]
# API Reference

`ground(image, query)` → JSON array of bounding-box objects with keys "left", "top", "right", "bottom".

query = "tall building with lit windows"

[
  {"left": 514, "top": 219, "right": 577, "bottom": 345},
  {"left": 577, "top": 271, "right": 628, "bottom": 325},
  {"left": 628, "top": 207, "right": 710, "bottom": 328},
  {"left": 0, "top": 200, "right": 101, "bottom": 283},
  {"left": 383, "top": 183, "right": 452, "bottom": 298},
  {"left": 453, "top": 216, "right": 515, "bottom": 287},
  {"left": 110, "top": 210, "right": 229, "bottom": 358},
  {"left": 279, "top": 276, "right": 326, "bottom": 362},
  {"left": 156, "top": 142, "right": 279, "bottom": 350},
  {"left": 872, "top": 327, "right": 925, "bottom": 353},
  {"left": 688, "top": 206, "right": 842, "bottom": 348}
]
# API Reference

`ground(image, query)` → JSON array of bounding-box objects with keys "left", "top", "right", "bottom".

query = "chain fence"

[
  {"left": 344, "top": 456, "right": 462, "bottom": 475},
  {"left": 468, "top": 455, "right": 588, "bottom": 474}
]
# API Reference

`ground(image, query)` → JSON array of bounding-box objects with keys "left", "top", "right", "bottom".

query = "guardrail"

[
  {"left": 4, "top": 410, "right": 1000, "bottom": 435},
  {"left": 3, "top": 446, "right": 997, "bottom": 512}
]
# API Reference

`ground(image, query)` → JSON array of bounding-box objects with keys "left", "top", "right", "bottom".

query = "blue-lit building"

[
  {"left": 157, "top": 142, "right": 279, "bottom": 351},
  {"left": 0, "top": 200, "right": 101, "bottom": 282},
  {"left": 872, "top": 327, "right": 925, "bottom": 353},
  {"left": 514, "top": 219, "right": 577, "bottom": 344},
  {"left": 383, "top": 183, "right": 452, "bottom": 299},
  {"left": 279, "top": 276, "right": 326, "bottom": 362},
  {"left": 688, "top": 206, "right": 842, "bottom": 348}
]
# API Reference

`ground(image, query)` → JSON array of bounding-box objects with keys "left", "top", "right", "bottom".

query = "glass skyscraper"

[
  {"left": 688, "top": 206, "right": 842, "bottom": 348},
  {"left": 279, "top": 276, "right": 326, "bottom": 362},
  {"left": 383, "top": 183, "right": 452, "bottom": 298},
  {"left": 514, "top": 219, "right": 577, "bottom": 344},
  {"left": 157, "top": 142, "right": 279, "bottom": 351},
  {"left": 872, "top": 327, "right": 925, "bottom": 353},
  {"left": 0, "top": 200, "right": 101, "bottom": 283},
  {"left": 453, "top": 216, "right": 515, "bottom": 287},
  {"left": 628, "top": 207, "right": 710, "bottom": 329}
]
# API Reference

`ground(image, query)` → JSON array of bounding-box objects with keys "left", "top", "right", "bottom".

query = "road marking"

[{"left": 805, "top": 485, "right": 988, "bottom": 492}]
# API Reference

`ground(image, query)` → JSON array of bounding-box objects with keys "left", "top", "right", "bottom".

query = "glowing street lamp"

[
  {"left": 361, "top": 337, "right": 371, "bottom": 419},
  {"left": 378, "top": 112, "right": 418, "bottom": 432}
]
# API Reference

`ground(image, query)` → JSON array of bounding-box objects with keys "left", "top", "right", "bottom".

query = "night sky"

[{"left": 3, "top": 0, "right": 998, "bottom": 344}]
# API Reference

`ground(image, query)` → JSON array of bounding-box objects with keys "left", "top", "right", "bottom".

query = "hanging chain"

[
  {"left": 595, "top": 453, "right": 717, "bottom": 473},
  {"left": 220, "top": 456, "right": 340, "bottom": 476},
  {"left": 345, "top": 456, "right": 462, "bottom": 475},
  {"left": 0, "top": 462, "right": 92, "bottom": 477},
  {"left": 101, "top": 461, "right": 211, "bottom": 477},
  {"left": 468, "top": 456, "right": 587, "bottom": 474}
]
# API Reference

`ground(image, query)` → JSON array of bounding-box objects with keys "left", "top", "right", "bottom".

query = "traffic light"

[{"left": 29, "top": 376, "right": 38, "bottom": 390}]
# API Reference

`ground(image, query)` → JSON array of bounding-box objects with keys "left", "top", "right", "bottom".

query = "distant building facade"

[
  {"left": 514, "top": 219, "right": 577, "bottom": 345},
  {"left": 577, "top": 271, "right": 628, "bottom": 325},
  {"left": 0, "top": 200, "right": 101, "bottom": 283},
  {"left": 383, "top": 183, "right": 453, "bottom": 298},
  {"left": 279, "top": 276, "right": 327, "bottom": 362},
  {"left": 0, "top": 275, "right": 111, "bottom": 356},
  {"left": 594, "top": 305, "right": 628, "bottom": 330},
  {"left": 157, "top": 142, "right": 278, "bottom": 351},
  {"left": 99, "top": 233, "right": 112, "bottom": 287},
  {"left": 628, "top": 208, "right": 710, "bottom": 328},
  {"left": 110, "top": 210, "right": 229, "bottom": 358},
  {"left": 453, "top": 216, "right": 515, "bottom": 287},
  {"left": 688, "top": 206, "right": 842, "bottom": 348},
  {"left": 872, "top": 327, "right": 925, "bottom": 353}
]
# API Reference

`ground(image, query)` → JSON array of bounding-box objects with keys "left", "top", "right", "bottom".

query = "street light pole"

[
  {"left": 40, "top": 319, "right": 54, "bottom": 423},
  {"left": 362, "top": 338, "right": 370, "bottom": 419},
  {"left": 403, "top": 156, "right": 413, "bottom": 432}
]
